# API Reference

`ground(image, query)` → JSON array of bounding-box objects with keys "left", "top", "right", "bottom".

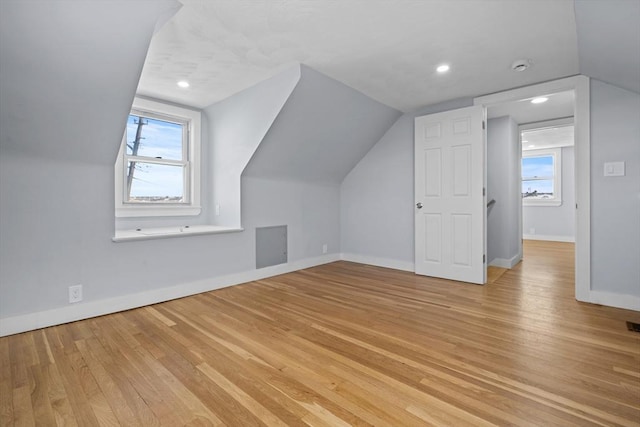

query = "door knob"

[{"left": 416, "top": 202, "right": 423, "bottom": 209}]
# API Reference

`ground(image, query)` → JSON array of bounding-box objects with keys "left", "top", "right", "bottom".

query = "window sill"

[
  {"left": 112, "top": 225, "right": 243, "bottom": 242},
  {"left": 523, "top": 200, "right": 562, "bottom": 207}
]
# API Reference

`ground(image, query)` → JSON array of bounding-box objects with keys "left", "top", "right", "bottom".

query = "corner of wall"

[{"left": 204, "top": 65, "right": 302, "bottom": 228}]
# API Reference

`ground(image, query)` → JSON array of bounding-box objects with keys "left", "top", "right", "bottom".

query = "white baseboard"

[
  {"left": 5, "top": 251, "right": 636, "bottom": 336},
  {"left": 523, "top": 234, "right": 575, "bottom": 243},
  {"left": 340, "top": 253, "right": 414, "bottom": 272},
  {"left": 0, "top": 253, "right": 340, "bottom": 337},
  {"left": 580, "top": 290, "right": 640, "bottom": 312},
  {"left": 489, "top": 253, "right": 522, "bottom": 269}
]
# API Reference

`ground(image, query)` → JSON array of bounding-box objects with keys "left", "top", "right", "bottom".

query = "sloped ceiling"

[
  {"left": 574, "top": 0, "right": 640, "bottom": 94},
  {"left": 487, "top": 91, "right": 575, "bottom": 124},
  {"left": 138, "top": 0, "right": 579, "bottom": 112},
  {"left": 0, "top": 0, "right": 181, "bottom": 164},
  {"left": 242, "top": 65, "right": 401, "bottom": 184}
]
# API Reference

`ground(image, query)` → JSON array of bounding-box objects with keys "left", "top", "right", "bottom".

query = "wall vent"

[{"left": 256, "top": 225, "right": 287, "bottom": 269}]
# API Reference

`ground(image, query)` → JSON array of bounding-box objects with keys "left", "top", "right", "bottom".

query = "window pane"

[
  {"left": 522, "top": 179, "right": 554, "bottom": 199},
  {"left": 126, "top": 162, "right": 184, "bottom": 203},
  {"left": 522, "top": 155, "right": 553, "bottom": 179},
  {"left": 126, "top": 115, "right": 183, "bottom": 160}
]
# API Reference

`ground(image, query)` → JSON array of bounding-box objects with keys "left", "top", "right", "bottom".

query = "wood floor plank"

[
  {"left": 0, "top": 336, "right": 14, "bottom": 426},
  {"left": 1, "top": 241, "right": 639, "bottom": 426}
]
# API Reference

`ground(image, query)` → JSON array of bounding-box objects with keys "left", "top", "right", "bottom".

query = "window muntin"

[{"left": 115, "top": 97, "right": 201, "bottom": 217}]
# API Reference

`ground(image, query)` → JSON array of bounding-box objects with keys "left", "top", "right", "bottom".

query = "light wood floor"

[{"left": 2, "top": 241, "right": 639, "bottom": 426}]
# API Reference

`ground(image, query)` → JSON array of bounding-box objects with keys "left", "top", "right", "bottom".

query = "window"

[
  {"left": 115, "top": 97, "right": 201, "bottom": 217},
  {"left": 522, "top": 148, "right": 562, "bottom": 206}
]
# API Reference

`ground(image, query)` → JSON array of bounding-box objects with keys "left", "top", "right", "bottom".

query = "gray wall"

[
  {"left": 206, "top": 66, "right": 301, "bottom": 227},
  {"left": 590, "top": 79, "right": 640, "bottom": 296},
  {"left": 0, "top": 152, "right": 340, "bottom": 319},
  {"left": 340, "top": 98, "right": 473, "bottom": 265},
  {"left": 0, "top": 9, "right": 390, "bottom": 322},
  {"left": 523, "top": 146, "right": 576, "bottom": 239},
  {"left": 1, "top": 0, "right": 638, "bottom": 325},
  {"left": 575, "top": 0, "right": 640, "bottom": 94},
  {"left": 0, "top": 5, "right": 346, "bottom": 322},
  {"left": 244, "top": 66, "right": 401, "bottom": 184},
  {"left": 243, "top": 177, "right": 340, "bottom": 260},
  {"left": 487, "top": 116, "right": 521, "bottom": 266}
]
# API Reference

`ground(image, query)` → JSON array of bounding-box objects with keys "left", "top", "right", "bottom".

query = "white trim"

[
  {"left": 115, "top": 97, "right": 202, "bottom": 218},
  {"left": 519, "top": 117, "right": 574, "bottom": 133},
  {"left": 340, "top": 253, "right": 415, "bottom": 272},
  {"left": 113, "top": 225, "right": 243, "bottom": 242},
  {"left": 523, "top": 234, "right": 575, "bottom": 243},
  {"left": 584, "top": 291, "right": 640, "bottom": 312},
  {"left": 474, "top": 75, "right": 591, "bottom": 304},
  {"left": 0, "top": 253, "right": 340, "bottom": 337},
  {"left": 488, "top": 253, "right": 522, "bottom": 269}
]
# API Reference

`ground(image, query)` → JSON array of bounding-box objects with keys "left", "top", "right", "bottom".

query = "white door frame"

[{"left": 473, "top": 75, "right": 591, "bottom": 302}]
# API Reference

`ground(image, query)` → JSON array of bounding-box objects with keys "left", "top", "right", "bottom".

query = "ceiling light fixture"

[
  {"left": 528, "top": 145, "right": 536, "bottom": 148},
  {"left": 436, "top": 64, "right": 450, "bottom": 73},
  {"left": 531, "top": 97, "right": 548, "bottom": 104},
  {"left": 177, "top": 80, "right": 190, "bottom": 88}
]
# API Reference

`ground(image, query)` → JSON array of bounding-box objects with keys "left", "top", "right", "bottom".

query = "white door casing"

[
  {"left": 474, "top": 75, "right": 593, "bottom": 306},
  {"left": 415, "top": 106, "right": 486, "bottom": 284}
]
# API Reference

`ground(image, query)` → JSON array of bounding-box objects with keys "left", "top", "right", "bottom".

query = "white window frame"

[
  {"left": 521, "top": 147, "right": 562, "bottom": 207},
  {"left": 115, "top": 97, "right": 201, "bottom": 217}
]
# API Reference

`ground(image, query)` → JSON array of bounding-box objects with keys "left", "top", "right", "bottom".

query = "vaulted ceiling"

[{"left": 136, "top": 0, "right": 639, "bottom": 112}]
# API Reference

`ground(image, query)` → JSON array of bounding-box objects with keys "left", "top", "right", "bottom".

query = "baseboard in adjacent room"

[
  {"left": 523, "top": 234, "right": 575, "bottom": 243},
  {"left": 0, "top": 253, "right": 341, "bottom": 337},
  {"left": 489, "top": 253, "right": 522, "bottom": 269}
]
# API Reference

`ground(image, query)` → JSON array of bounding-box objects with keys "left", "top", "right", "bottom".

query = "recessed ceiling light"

[
  {"left": 436, "top": 64, "right": 450, "bottom": 73},
  {"left": 528, "top": 145, "right": 536, "bottom": 148},
  {"left": 531, "top": 97, "right": 548, "bottom": 104},
  {"left": 177, "top": 80, "right": 190, "bottom": 88}
]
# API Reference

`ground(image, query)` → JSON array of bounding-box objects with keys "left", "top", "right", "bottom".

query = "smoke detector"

[{"left": 511, "top": 59, "right": 531, "bottom": 72}]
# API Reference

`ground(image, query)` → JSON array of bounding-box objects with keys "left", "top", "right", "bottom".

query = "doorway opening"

[
  {"left": 521, "top": 119, "right": 575, "bottom": 244},
  {"left": 474, "top": 76, "right": 591, "bottom": 302}
]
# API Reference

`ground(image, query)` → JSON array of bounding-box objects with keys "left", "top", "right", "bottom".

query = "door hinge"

[
  {"left": 482, "top": 121, "right": 485, "bottom": 130},
  {"left": 483, "top": 187, "right": 486, "bottom": 196},
  {"left": 483, "top": 254, "right": 486, "bottom": 263}
]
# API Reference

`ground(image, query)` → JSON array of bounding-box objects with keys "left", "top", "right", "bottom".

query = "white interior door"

[{"left": 415, "top": 106, "right": 486, "bottom": 284}]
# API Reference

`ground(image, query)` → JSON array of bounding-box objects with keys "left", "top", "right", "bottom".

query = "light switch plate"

[{"left": 604, "top": 161, "right": 625, "bottom": 177}]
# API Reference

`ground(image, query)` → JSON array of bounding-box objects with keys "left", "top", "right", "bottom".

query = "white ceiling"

[
  {"left": 522, "top": 125, "right": 575, "bottom": 152},
  {"left": 487, "top": 90, "right": 575, "bottom": 125},
  {"left": 137, "top": 0, "right": 580, "bottom": 111}
]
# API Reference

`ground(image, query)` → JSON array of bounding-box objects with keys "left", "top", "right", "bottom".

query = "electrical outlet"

[
  {"left": 69, "top": 285, "right": 82, "bottom": 303},
  {"left": 322, "top": 243, "right": 328, "bottom": 254}
]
